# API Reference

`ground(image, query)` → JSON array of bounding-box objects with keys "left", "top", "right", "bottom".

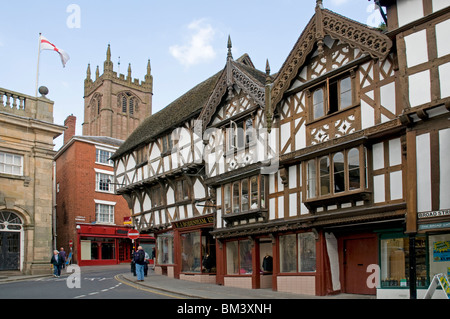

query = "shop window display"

[
  {"left": 180, "top": 231, "right": 216, "bottom": 273},
  {"left": 226, "top": 239, "right": 252, "bottom": 275},
  {"left": 157, "top": 232, "right": 174, "bottom": 265},
  {"left": 279, "top": 232, "right": 316, "bottom": 273},
  {"left": 380, "top": 235, "right": 427, "bottom": 288}
]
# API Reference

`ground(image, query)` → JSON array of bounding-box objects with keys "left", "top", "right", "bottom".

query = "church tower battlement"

[{"left": 82, "top": 44, "right": 153, "bottom": 140}]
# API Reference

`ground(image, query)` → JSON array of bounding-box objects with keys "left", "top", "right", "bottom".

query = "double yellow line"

[{"left": 114, "top": 274, "right": 185, "bottom": 299}]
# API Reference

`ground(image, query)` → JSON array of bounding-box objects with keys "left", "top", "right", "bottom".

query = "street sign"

[
  {"left": 127, "top": 229, "right": 140, "bottom": 240},
  {"left": 424, "top": 273, "right": 450, "bottom": 299},
  {"left": 69, "top": 240, "right": 73, "bottom": 248}
]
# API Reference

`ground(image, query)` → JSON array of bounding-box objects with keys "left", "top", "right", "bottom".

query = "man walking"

[
  {"left": 50, "top": 250, "right": 63, "bottom": 277},
  {"left": 134, "top": 246, "right": 146, "bottom": 282}
]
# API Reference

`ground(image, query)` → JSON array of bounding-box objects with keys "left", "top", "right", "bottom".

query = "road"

[{"left": 0, "top": 264, "right": 185, "bottom": 299}]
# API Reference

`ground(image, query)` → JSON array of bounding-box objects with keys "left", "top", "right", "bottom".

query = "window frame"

[
  {"left": 95, "top": 171, "right": 113, "bottom": 193},
  {"left": 279, "top": 232, "right": 317, "bottom": 274},
  {"left": 222, "top": 175, "right": 266, "bottom": 215},
  {"left": 304, "top": 146, "right": 366, "bottom": 200},
  {"left": 226, "top": 117, "right": 255, "bottom": 152},
  {"left": 0, "top": 151, "right": 24, "bottom": 176},
  {"left": 309, "top": 73, "right": 355, "bottom": 121}
]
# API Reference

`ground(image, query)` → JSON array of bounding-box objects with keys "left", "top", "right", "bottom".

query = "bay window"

[
  {"left": 305, "top": 146, "right": 366, "bottom": 200},
  {"left": 222, "top": 175, "right": 266, "bottom": 214}
]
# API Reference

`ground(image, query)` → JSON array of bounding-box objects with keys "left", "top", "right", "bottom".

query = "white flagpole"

[{"left": 35, "top": 33, "right": 41, "bottom": 97}]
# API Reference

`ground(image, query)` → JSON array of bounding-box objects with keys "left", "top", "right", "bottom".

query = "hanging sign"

[{"left": 424, "top": 273, "right": 450, "bottom": 299}]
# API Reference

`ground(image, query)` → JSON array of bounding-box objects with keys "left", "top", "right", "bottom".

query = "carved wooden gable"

[
  {"left": 198, "top": 52, "right": 267, "bottom": 130},
  {"left": 271, "top": 5, "right": 393, "bottom": 111}
]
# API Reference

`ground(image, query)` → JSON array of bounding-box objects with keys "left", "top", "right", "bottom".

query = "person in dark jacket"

[
  {"left": 134, "top": 246, "right": 146, "bottom": 281},
  {"left": 50, "top": 250, "right": 64, "bottom": 277}
]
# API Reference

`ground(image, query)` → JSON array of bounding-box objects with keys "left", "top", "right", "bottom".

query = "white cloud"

[{"left": 169, "top": 19, "right": 217, "bottom": 67}]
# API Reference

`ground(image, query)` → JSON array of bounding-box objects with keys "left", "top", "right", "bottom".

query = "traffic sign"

[{"left": 127, "top": 229, "right": 140, "bottom": 240}]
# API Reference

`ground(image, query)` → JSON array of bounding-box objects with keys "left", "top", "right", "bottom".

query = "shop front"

[
  {"left": 76, "top": 223, "right": 154, "bottom": 266},
  {"left": 154, "top": 214, "right": 216, "bottom": 283}
]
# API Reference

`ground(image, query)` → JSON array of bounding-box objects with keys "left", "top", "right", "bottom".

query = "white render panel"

[
  {"left": 390, "top": 171, "right": 403, "bottom": 201},
  {"left": 404, "top": 30, "right": 428, "bottom": 67},
  {"left": 143, "top": 194, "right": 151, "bottom": 211},
  {"left": 372, "top": 142, "right": 385, "bottom": 170},
  {"left": 289, "top": 193, "right": 297, "bottom": 217},
  {"left": 409, "top": 70, "right": 431, "bottom": 107},
  {"left": 373, "top": 174, "right": 386, "bottom": 203},
  {"left": 389, "top": 138, "right": 402, "bottom": 167},
  {"left": 416, "top": 133, "right": 432, "bottom": 212},
  {"left": 194, "top": 179, "right": 205, "bottom": 198},
  {"left": 438, "top": 62, "right": 450, "bottom": 98},
  {"left": 361, "top": 100, "right": 375, "bottom": 130},
  {"left": 116, "top": 160, "right": 125, "bottom": 175},
  {"left": 397, "top": 0, "right": 424, "bottom": 27},
  {"left": 433, "top": 0, "right": 449, "bottom": 11},
  {"left": 269, "top": 198, "right": 276, "bottom": 220},
  {"left": 133, "top": 199, "right": 141, "bottom": 214},
  {"left": 281, "top": 122, "right": 291, "bottom": 154},
  {"left": 436, "top": 19, "right": 450, "bottom": 58},
  {"left": 167, "top": 187, "right": 175, "bottom": 205},
  {"left": 380, "top": 82, "right": 396, "bottom": 115},
  {"left": 289, "top": 165, "right": 297, "bottom": 189},
  {"left": 439, "top": 128, "right": 450, "bottom": 209},
  {"left": 295, "top": 118, "right": 305, "bottom": 151}
]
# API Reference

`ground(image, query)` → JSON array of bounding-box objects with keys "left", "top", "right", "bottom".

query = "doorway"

[
  {"left": 342, "top": 235, "right": 377, "bottom": 295},
  {"left": 0, "top": 232, "right": 20, "bottom": 271}
]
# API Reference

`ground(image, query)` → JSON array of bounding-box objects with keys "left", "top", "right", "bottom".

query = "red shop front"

[{"left": 76, "top": 223, "right": 154, "bottom": 266}]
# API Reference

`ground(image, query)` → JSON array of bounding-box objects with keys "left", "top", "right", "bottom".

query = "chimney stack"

[{"left": 64, "top": 114, "right": 76, "bottom": 145}]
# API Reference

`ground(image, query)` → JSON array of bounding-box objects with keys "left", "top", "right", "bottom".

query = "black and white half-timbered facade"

[{"left": 113, "top": 0, "right": 450, "bottom": 298}]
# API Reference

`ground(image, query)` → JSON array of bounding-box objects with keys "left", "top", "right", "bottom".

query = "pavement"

[{"left": 0, "top": 265, "right": 374, "bottom": 299}]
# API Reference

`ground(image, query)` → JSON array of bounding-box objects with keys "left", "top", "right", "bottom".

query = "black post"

[{"left": 409, "top": 234, "right": 417, "bottom": 299}]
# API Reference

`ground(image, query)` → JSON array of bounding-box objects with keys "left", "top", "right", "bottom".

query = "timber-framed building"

[{"left": 113, "top": 0, "right": 450, "bottom": 298}]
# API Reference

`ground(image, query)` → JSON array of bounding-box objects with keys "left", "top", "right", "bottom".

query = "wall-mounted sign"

[
  {"left": 418, "top": 209, "right": 450, "bottom": 219},
  {"left": 172, "top": 215, "right": 214, "bottom": 229}
]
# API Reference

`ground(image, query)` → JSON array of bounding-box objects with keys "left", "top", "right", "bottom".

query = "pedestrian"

[
  {"left": 59, "top": 247, "right": 66, "bottom": 269},
  {"left": 50, "top": 250, "right": 63, "bottom": 277},
  {"left": 134, "top": 246, "right": 146, "bottom": 282},
  {"left": 144, "top": 251, "right": 149, "bottom": 276},
  {"left": 151, "top": 247, "right": 156, "bottom": 270}
]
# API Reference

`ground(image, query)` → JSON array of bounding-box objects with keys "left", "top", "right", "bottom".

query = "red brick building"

[{"left": 55, "top": 116, "right": 153, "bottom": 265}]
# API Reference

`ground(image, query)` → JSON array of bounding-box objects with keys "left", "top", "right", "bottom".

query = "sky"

[{"left": 0, "top": 0, "right": 384, "bottom": 150}]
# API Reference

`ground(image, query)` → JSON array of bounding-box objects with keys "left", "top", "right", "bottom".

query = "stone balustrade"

[{"left": 0, "top": 87, "right": 55, "bottom": 123}]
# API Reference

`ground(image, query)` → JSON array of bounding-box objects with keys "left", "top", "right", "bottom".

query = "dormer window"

[{"left": 311, "top": 74, "right": 354, "bottom": 121}]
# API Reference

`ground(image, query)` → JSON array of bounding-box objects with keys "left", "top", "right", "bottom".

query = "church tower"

[{"left": 82, "top": 45, "right": 153, "bottom": 140}]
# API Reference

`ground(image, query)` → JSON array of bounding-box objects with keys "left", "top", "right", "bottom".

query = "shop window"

[
  {"left": 156, "top": 232, "right": 174, "bottom": 265},
  {"left": 224, "top": 184, "right": 231, "bottom": 214},
  {"left": 181, "top": 232, "right": 201, "bottom": 273},
  {"left": 180, "top": 231, "right": 216, "bottom": 273},
  {"left": 380, "top": 235, "right": 428, "bottom": 288},
  {"left": 279, "top": 232, "right": 316, "bottom": 273},
  {"left": 226, "top": 239, "right": 252, "bottom": 275},
  {"left": 428, "top": 234, "right": 450, "bottom": 279}
]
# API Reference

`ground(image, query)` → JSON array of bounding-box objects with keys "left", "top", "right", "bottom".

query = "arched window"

[
  {"left": 0, "top": 211, "right": 23, "bottom": 231},
  {"left": 119, "top": 92, "right": 139, "bottom": 115}
]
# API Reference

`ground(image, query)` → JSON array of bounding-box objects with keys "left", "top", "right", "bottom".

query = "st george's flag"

[{"left": 39, "top": 35, "right": 70, "bottom": 67}]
